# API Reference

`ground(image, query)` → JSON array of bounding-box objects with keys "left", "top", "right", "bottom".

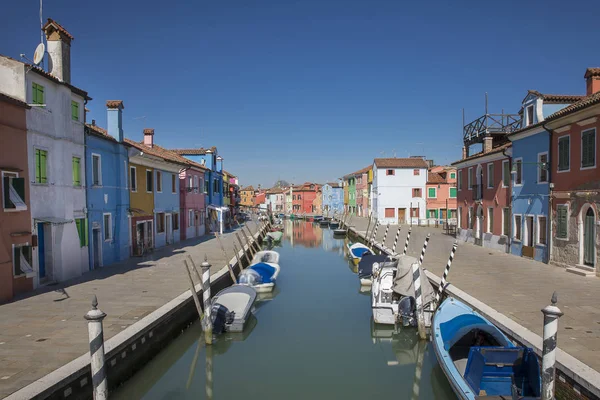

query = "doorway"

[
  {"left": 397, "top": 208, "right": 406, "bottom": 224},
  {"left": 523, "top": 216, "right": 534, "bottom": 258},
  {"left": 92, "top": 228, "right": 102, "bottom": 268},
  {"left": 584, "top": 208, "right": 595, "bottom": 266},
  {"left": 37, "top": 222, "right": 46, "bottom": 279},
  {"left": 166, "top": 213, "right": 172, "bottom": 245}
]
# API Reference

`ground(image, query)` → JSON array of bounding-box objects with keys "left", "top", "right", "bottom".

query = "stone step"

[{"left": 566, "top": 266, "right": 597, "bottom": 277}]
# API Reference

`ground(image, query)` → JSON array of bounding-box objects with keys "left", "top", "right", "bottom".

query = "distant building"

[
  {"left": 425, "top": 166, "right": 457, "bottom": 223},
  {"left": 240, "top": 186, "right": 255, "bottom": 210},
  {"left": 354, "top": 166, "right": 371, "bottom": 217},
  {"left": 293, "top": 182, "right": 320, "bottom": 214},
  {"left": 322, "top": 181, "right": 344, "bottom": 216},
  {"left": 179, "top": 156, "right": 208, "bottom": 241}
]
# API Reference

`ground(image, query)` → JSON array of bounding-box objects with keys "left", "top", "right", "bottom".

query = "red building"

[{"left": 292, "top": 182, "right": 320, "bottom": 214}]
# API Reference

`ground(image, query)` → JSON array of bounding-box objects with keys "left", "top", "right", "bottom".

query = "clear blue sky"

[{"left": 3, "top": 0, "right": 599, "bottom": 187}]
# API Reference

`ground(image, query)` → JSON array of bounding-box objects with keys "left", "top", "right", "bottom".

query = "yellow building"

[
  {"left": 128, "top": 160, "right": 155, "bottom": 254},
  {"left": 240, "top": 185, "right": 255, "bottom": 208},
  {"left": 223, "top": 172, "right": 231, "bottom": 207}
]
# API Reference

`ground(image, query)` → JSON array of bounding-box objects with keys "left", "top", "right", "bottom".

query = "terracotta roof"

[
  {"left": 584, "top": 68, "right": 600, "bottom": 79},
  {"left": 0, "top": 92, "right": 30, "bottom": 109},
  {"left": 374, "top": 158, "right": 429, "bottom": 169},
  {"left": 42, "top": 18, "right": 74, "bottom": 40},
  {"left": 451, "top": 142, "right": 512, "bottom": 165},
  {"left": 353, "top": 165, "right": 372, "bottom": 176},
  {"left": 508, "top": 120, "right": 546, "bottom": 137},
  {"left": 526, "top": 90, "right": 584, "bottom": 104},
  {"left": 125, "top": 139, "right": 191, "bottom": 167},
  {"left": 172, "top": 146, "right": 217, "bottom": 155},
  {"left": 85, "top": 123, "right": 116, "bottom": 142},
  {"left": 106, "top": 100, "right": 124, "bottom": 109},
  {"left": 326, "top": 182, "right": 341, "bottom": 188},
  {"left": 545, "top": 91, "right": 600, "bottom": 122},
  {"left": 241, "top": 186, "right": 255, "bottom": 192},
  {"left": 427, "top": 172, "right": 445, "bottom": 184}
]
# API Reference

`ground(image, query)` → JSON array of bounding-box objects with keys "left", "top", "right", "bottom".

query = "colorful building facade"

[
  {"left": 322, "top": 182, "right": 343, "bottom": 216},
  {"left": 425, "top": 166, "right": 457, "bottom": 222}
]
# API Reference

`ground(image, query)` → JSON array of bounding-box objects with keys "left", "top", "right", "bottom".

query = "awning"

[{"left": 34, "top": 216, "right": 73, "bottom": 225}]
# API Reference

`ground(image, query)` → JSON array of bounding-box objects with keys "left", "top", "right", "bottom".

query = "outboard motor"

[
  {"left": 211, "top": 303, "right": 235, "bottom": 334},
  {"left": 398, "top": 296, "right": 417, "bottom": 327}
]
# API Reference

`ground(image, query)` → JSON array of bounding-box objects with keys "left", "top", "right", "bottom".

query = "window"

[
  {"left": 457, "top": 170, "right": 462, "bottom": 190},
  {"left": 92, "top": 154, "right": 101, "bottom": 186},
  {"left": 189, "top": 210, "right": 194, "bottom": 227},
  {"left": 204, "top": 179, "right": 209, "bottom": 193},
  {"left": 514, "top": 215, "right": 522, "bottom": 241},
  {"left": 172, "top": 174, "right": 177, "bottom": 193},
  {"left": 428, "top": 187, "right": 436, "bottom": 198},
  {"left": 537, "top": 153, "right": 548, "bottom": 183},
  {"left": 449, "top": 187, "right": 457, "bottom": 198},
  {"left": 558, "top": 136, "right": 570, "bottom": 172},
  {"left": 188, "top": 176, "right": 193, "bottom": 190},
  {"left": 502, "top": 160, "right": 510, "bottom": 187},
  {"left": 427, "top": 209, "right": 438, "bottom": 219},
  {"left": 156, "top": 171, "right": 162, "bottom": 192},
  {"left": 514, "top": 159, "right": 523, "bottom": 185},
  {"left": 450, "top": 172, "right": 456, "bottom": 179},
  {"left": 385, "top": 208, "right": 395, "bottom": 218},
  {"left": 487, "top": 207, "right": 494, "bottom": 233},
  {"left": 103, "top": 213, "right": 112, "bottom": 241},
  {"left": 467, "top": 167, "right": 473, "bottom": 190},
  {"left": 156, "top": 213, "right": 165, "bottom": 233},
  {"left": 412, "top": 188, "right": 422, "bottom": 197},
  {"left": 502, "top": 208, "right": 510, "bottom": 236},
  {"left": 2, "top": 171, "right": 26, "bottom": 211},
  {"left": 556, "top": 205, "right": 568, "bottom": 239},
  {"left": 386, "top": 169, "right": 395, "bottom": 176},
  {"left": 292, "top": 195, "right": 296, "bottom": 200},
  {"left": 75, "top": 218, "right": 88, "bottom": 247},
  {"left": 581, "top": 129, "right": 596, "bottom": 169},
  {"left": 298, "top": 195, "right": 302, "bottom": 200},
  {"left": 193, "top": 176, "right": 199, "bottom": 192},
  {"left": 487, "top": 163, "right": 494, "bottom": 188},
  {"left": 32, "top": 82, "right": 44, "bottom": 105},
  {"left": 130, "top": 167, "right": 137, "bottom": 192},
  {"left": 357, "top": 177, "right": 362, "bottom": 184},
  {"left": 173, "top": 212, "right": 179, "bottom": 230},
  {"left": 146, "top": 170, "right": 153, "bottom": 192},
  {"left": 34, "top": 149, "right": 48, "bottom": 184},
  {"left": 13, "top": 244, "right": 33, "bottom": 277},
  {"left": 72, "top": 157, "right": 81, "bottom": 186},
  {"left": 413, "top": 169, "right": 420, "bottom": 176},
  {"left": 411, "top": 208, "right": 418, "bottom": 217},
  {"left": 538, "top": 216, "right": 547, "bottom": 245},
  {"left": 526, "top": 105, "right": 534, "bottom": 126},
  {"left": 213, "top": 179, "right": 218, "bottom": 193},
  {"left": 71, "top": 101, "right": 79, "bottom": 121}
]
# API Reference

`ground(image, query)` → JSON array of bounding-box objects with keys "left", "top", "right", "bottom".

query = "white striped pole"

[
  {"left": 418, "top": 233, "right": 431, "bottom": 267},
  {"left": 541, "top": 292, "right": 563, "bottom": 400},
  {"left": 392, "top": 226, "right": 402, "bottom": 254},
  {"left": 84, "top": 295, "right": 107, "bottom": 400},
  {"left": 435, "top": 241, "right": 458, "bottom": 305},
  {"left": 370, "top": 220, "right": 380, "bottom": 247},
  {"left": 403, "top": 227, "right": 412, "bottom": 255},
  {"left": 365, "top": 216, "right": 372, "bottom": 239},
  {"left": 411, "top": 340, "right": 426, "bottom": 400},
  {"left": 382, "top": 223, "right": 390, "bottom": 248},
  {"left": 412, "top": 262, "right": 426, "bottom": 340},
  {"left": 205, "top": 344, "right": 214, "bottom": 400},
  {"left": 201, "top": 256, "right": 213, "bottom": 345}
]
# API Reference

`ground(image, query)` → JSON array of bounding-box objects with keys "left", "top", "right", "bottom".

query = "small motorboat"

[
  {"left": 432, "top": 298, "right": 541, "bottom": 400},
  {"left": 251, "top": 250, "right": 280, "bottom": 265},
  {"left": 358, "top": 254, "right": 397, "bottom": 286},
  {"left": 278, "top": 213, "right": 285, "bottom": 218},
  {"left": 263, "top": 231, "right": 283, "bottom": 242},
  {"left": 238, "top": 251, "right": 281, "bottom": 293},
  {"left": 347, "top": 242, "right": 374, "bottom": 265},
  {"left": 329, "top": 221, "right": 340, "bottom": 229},
  {"left": 333, "top": 228, "right": 347, "bottom": 237},
  {"left": 319, "top": 220, "right": 330, "bottom": 227},
  {"left": 211, "top": 285, "right": 257, "bottom": 333},
  {"left": 313, "top": 216, "right": 324, "bottom": 222}
]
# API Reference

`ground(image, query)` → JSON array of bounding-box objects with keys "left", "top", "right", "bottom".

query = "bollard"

[
  {"left": 392, "top": 226, "right": 402, "bottom": 254},
  {"left": 435, "top": 241, "right": 457, "bottom": 305},
  {"left": 232, "top": 243, "right": 243, "bottom": 273},
  {"left": 205, "top": 343, "right": 214, "bottom": 400},
  {"left": 236, "top": 232, "right": 252, "bottom": 266},
  {"left": 411, "top": 262, "right": 426, "bottom": 340},
  {"left": 541, "top": 292, "right": 563, "bottom": 400},
  {"left": 382, "top": 223, "right": 390, "bottom": 249},
  {"left": 403, "top": 228, "right": 412, "bottom": 256},
  {"left": 84, "top": 295, "right": 108, "bottom": 400},
  {"left": 201, "top": 256, "right": 213, "bottom": 345},
  {"left": 418, "top": 233, "right": 431, "bottom": 267}
]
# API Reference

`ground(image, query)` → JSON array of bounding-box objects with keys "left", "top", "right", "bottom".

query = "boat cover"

[
  {"left": 392, "top": 257, "right": 435, "bottom": 304},
  {"left": 250, "top": 262, "right": 277, "bottom": 283},
  {"left": 358, "top": 254, "right": 397, "bottom": 278},
  {"left": 252, "top": 250, "right": 280, "bottom": 265}
]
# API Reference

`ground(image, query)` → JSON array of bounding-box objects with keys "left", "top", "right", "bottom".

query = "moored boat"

[
  {"left": 319, "top": 220, "right": 329, "bottom": 227},
  {"left": 238, "top": 250, "right": 281, "bottom": 293},
  {"left": 358, "top": 254, "right": 397, "bottom": 286},
  {"left": 333, "top": 228, "right": 347, "bottom": 237},
  {"left": 329, "top": 221, "right": 340, "bottom": 229},
  {"left": 346, "top": 242, "right": 375, "bottom": 265},
  {"left": 211, "top": 285, "right": 257, "bottom": 333},
  {"left": 432, "top": 298, "right": 541, "bottom": 400}
]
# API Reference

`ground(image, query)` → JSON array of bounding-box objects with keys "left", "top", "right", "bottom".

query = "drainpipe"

[
  {"left": 502, "top": 147, "right": 513, "bottom": 253},
  {"left": 542, "top": 122, "right": 553, "bottom": 264}
]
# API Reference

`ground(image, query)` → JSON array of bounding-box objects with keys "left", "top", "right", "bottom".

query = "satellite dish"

[{"left": 33, "top": 43, "right": 45, "bottom": 65}]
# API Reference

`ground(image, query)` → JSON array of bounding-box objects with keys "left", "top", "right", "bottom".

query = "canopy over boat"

[{"left": 392, "top": 257, "right": 435, "bottom": 304}]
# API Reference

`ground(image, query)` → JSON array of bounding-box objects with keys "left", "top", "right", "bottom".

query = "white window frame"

[
  {"left": 501, "top": 207, "right": 510, "bottom": 236},
  {"left": 468, "top": 206, "right": 473, "bottom": 229},
  {"left": 513, "top": 157, "right": 523, "bottom": 186},
  {"left": 458, "top": 206, "right": 462, "bottom": 228},
  {"left": 467, "top": 167, "right": 473, "bottom": 190},
  {"left": 188, "top": 176, "right": 193, "bottom": 190},
  {"left": 450, "top": 172, "right": 456, "bottom": 179},
  {"left": 580, "top": 128, "right": 596, "bottom": 171},
  {"left": 103, "top": 212, "right": 113, "bottom": 242},
  {"left": 457, "top": 170, "right": 462, "bottom": 191},
  {"left": 2, "top": 171, "right": 27, "bottom": 212},
  {"left": 487, "top": 162, "right": 494, "bottom": 189},
  {"left": 130, "top": 166, "right": 137, "bottom": 192},
  {"left": 556, "top": 204, "right": 569, "bottom": 241},
  {"left": 537, "top": 215, "right": 548, "bottom": 246},
  {"left": 526, "top": 104, "right": 534, "bottom": 126},
  {"left": 537, "top": 152, "right": 549, "bottom": 184},
  {"left": 427, "top": 187, "right": 437, "bottom": 199},
  {"left": 557, "top": 135, "right": 570, "bottom": 173},
  {"left": 91, "top": 153, "right": 102, "bottom": 186},
  {"left": 156, "top": 171, "right": 162, "bottom": 193},
  {"left": 501, "top": 160, "right": 510, "bottom": 188},
  {"left": 487, "top": 207, "right": 494, "bottom": 233},
  {"left": 523, "top": 214, "right": 535, "bottom": 247},
  {"left": 513, "top": 214, "right": 522, "bottom": 242},
  {"left": 189, "top": 210, "right": 194, "bottom": 227}
]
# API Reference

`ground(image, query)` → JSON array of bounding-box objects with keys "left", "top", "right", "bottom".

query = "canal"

[{"left": 112, "top": 221, "right": 455, "bottom": 399}]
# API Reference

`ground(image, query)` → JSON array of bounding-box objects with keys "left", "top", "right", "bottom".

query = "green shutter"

[
  {"left": 32, "top": 83, "right": 44, "bottom": 105},
  {"left": 40, "top": 150, "right": 47, "bottom": 183},
  {"left": 72, "top": 157, "right": 81, "bottom": 186},
  {"left": 428, "top": 188, "right": 436, "bottom": 198},
  {"left": 557, "top": 207, "right": 568, "bottom": 238},
  {"left": 71, "top": 101, "right": 79, "bottom": 121},
  {"left": 3, "top": 177, "right": 10, "bottom": 208},
  {"left": 84, "top": 218, "right": 89, "bottom": 246},
  {"left": 450, "top": 187, "right": 457, "bottom": 198}
]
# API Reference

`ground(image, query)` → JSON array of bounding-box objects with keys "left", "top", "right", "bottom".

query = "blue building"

[
  {"left": 84, "top": 101, "right": 130, "bottom": 268},
  {"left": 507, "top": 91, "right": 581, "bottom": 262},
  {"left": 173, "top": 147, "right": 227, "bottom": 233},
  {"left": 322, "top": 181, "right": 344, "bottom": 216}
]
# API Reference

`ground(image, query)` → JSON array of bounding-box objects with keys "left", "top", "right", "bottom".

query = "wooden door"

[
  {"left": 398, "top": 208, "right": 406, "bottom": 224},
  {"left": 522, "top": 216, "right": 535, "bottom": 258}
]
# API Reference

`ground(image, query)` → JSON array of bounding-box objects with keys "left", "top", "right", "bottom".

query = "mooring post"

[
  {"left": 232, "top": 243, "right": 243, "bottom": 273},
  {"left": 392, "top": 226, "right": 402, "bottom": 254},
  {"left": 201, "top": 256, "right": 213, "bottom": 345},
  {"left": 382, "top": 223, "right": 390, "bottom": 249},
  {"left": 370, "top": 220, "right": 380, "bottom": 247},
  {"left": 403, "top": 227, "right": 412, "bottom": 256},
  {"left": 236, "top": 232, "right": 252, "bottom": 266},
  {"left": 418, "top": 233, "right": 431, "bottom": 268},
  {"left": 205, "top": 344, "right": 214, "bottom": 400},
  {"left": 411, "top": 262, "right": 427, "bottom": 340},
  {"left": 214, "top": 232, "right": 237, "bottom": 282},
  {"left": 435, "top": 241, "right": 457, "bottom": 306},
  {"left": 541, "top": 292, "right": 563, "bottom": 400},
  {"left": 365, "top": 216, "right": 372, "bottom": 240},
  {"left": 84, "top": 295, "right": 108, "bottom": 400},
  {"left": 242, "top": 225, "right": 257, "bottom": 256},
  {"left": 184, "top": 259, "right": 204, "bottom": 321}
]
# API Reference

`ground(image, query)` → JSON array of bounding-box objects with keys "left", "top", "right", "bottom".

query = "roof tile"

[
  {"left": 172, "top": 146, "right": 217, "bottom": 155},
  {"left": 374, "top": 158, "right": 429, "bottom": 169},
  {"left": 545, "top": 91, "right": 600, "bottom": 121}
]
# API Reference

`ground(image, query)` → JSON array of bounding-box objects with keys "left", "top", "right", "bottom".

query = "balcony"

[{"left": 463, "top": 113, "right": 521, "bottom": 147}]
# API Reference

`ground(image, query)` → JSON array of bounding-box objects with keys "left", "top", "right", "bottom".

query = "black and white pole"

[
  {"left": 435, "top": 241, "right": 457, "bottom": 305},
  {"left": 403, "top": 228, "right": 412, "bottom": 256},
  {"left": 418, "top": 233, "right": 431, "bottom": 267},
  {"left": 392, "top": 226, "right": 402, "bottom": 254},
  {"left": 201, "top": 256, "right": 213, "bottom": 345},
  {"left": 541, "top": 292, "right": 563, "bottom": 400},
  {"left": 382, "top": 224, "right": 390, "bottom": 249},
  {"left": 205, "top": 343, "right": 214, "bottom": 400},
  {"left": 370, "top": 220, "right": 380, "bottom": 247},
  {"left": 85, "top": 295, "right": 108, "bottom": 400},
  {"left": 412, "top": 262, "right": 426, "bottom": 340}
]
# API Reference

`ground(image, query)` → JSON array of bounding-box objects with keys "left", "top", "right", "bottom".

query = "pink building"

[
  {"left": 426, "top": 166, "right": 458, "bottom": 221},
  {"left": 354, "top": 166, "right": 371, "bottom": 217},
  {"left": 179, "top": 162, "right": 208, "bottom": 240}
]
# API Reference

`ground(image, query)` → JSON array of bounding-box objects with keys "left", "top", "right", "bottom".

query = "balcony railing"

[{"left": 463, "top": 113, "right": 521, "bottom": 146}]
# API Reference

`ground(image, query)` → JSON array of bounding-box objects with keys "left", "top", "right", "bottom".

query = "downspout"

[
  {"left": 542, "top": 122, "right": 553, "bottom": 264},
  {"left": 502, "top": 147, "right": 513, "bottom": 253}
]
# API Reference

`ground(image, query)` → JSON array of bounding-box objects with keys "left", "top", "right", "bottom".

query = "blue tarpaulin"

[{"left": 250, "top": 263, "right": 277, "bottom": 283}]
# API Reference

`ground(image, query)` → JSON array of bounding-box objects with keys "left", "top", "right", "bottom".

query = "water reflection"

[{"left": 283, "top": 219, "right": 322, "bottom": 248}]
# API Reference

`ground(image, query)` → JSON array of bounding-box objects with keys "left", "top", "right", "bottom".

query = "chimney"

[
  {"left": 483, "top": 136, "right": 493, "bottom": 154},
  {"left": 585, "top": 68, "right": 600, "bottom": 96},
  {"left": 42, "top": 18, "right": 73, "bottom": 83},
  {"left": 462, "top": 145, "right": 469, "bottom": 159},
  {"left": 106, "top": 100, "right": 124, "bottom": 142},
  {"left": 143, "top": 128, "right": 154, "bottom": 147}
]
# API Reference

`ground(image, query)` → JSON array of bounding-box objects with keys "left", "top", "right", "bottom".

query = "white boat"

[
  {"left": 251, "top": 250, "right": 280, "bottom": 265},
  {"left": 211, "top": 285, "right": 257, "bottom": 333},
  {"left": 347, "top": 242, "right": 374, "bottom": 265},
  {"left": 358, "top": 254, "right": 398, "bottom": 286},
  {"left": 238, "top": 251, "right": 281, "bottom": 293}
]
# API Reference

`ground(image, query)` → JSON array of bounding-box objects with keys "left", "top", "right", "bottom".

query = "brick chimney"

[
  {"left": 42, "top": 18, "right": 73, "bottom": 83},
  {"left": 585, "top": 68, "right": 600, "bottom": 96},
  {"left": 462, "top": 145, "right": 469, "bottom": 159},
  {"left": 483, "top": 136, "right": 493, "bottom": 153},
  {"left": 106, "top": 101, "right": 124, "bottom": 142},
  {"left": 143, "top": 128, "right": 154, "bottom": 148}
]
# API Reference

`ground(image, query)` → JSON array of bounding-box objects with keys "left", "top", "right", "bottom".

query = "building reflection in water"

[{"left": 284, "top": 220, "right": 323, "bottom": 248}]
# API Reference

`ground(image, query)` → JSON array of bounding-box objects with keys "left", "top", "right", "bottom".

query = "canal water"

[{"left": 113, "top": 221, "right": 455, "bottom": 400}]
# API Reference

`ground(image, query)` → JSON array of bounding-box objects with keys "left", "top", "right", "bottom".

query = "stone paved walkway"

[
  {"left": 347, "top": 216, "right": 600, "bottom": 372},
  {"left": 0, "top": 220, "right": 264, "bottom": 398}
]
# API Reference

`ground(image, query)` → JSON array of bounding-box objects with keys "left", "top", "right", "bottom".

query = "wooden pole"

[
  {"left": 184, "top": 259, "right": 204, "bottom": 322},
  {"left": 242, "top": 225, "right": 257, "bottom": 256},
  {"left": 236, "top": 232, "right": 252, "bottom": 266},
  {"left": 214, "top": 233, "right": 236, "bottom": 283},
  {"left": 365, "top": 216, "right": 372, "bottom": 241}
]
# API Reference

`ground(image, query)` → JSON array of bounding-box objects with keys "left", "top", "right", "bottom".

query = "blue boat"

[
  {"left": 432, "top": 298, "right": 541, "bottom": 400},
  {"left": 238, "top": 251, "right": 281, "bottom": 293},
  {"left": 346, "top": 242, "right": 374, "bottom": 265}
]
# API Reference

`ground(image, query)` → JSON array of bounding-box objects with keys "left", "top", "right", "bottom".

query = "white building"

[
  {"left": 0, "top": 19, "right": 90, "bottom": 285},
  {"left": 372, "top": 158, "right": 428, "bottom": 225}
]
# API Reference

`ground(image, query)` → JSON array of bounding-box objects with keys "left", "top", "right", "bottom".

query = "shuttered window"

[
  {"left": 502, "top": 160, "right": 510, "bottom": 187},
  {"left": 385, "top": 208, "right": 394, "bottom": 218},
  {"left": 71, "top": 101, "right": 79, "bottom": 121},
  {"left": 538, "top": 153, "right": 548, "bottom": 183},
  {"left": 582, "top": 129, "right": 596, "bottom": 168},
  {"left": 457, "top": 170, "right": 462, "bottom": 190},
  {"left": 487, "top": 163, "right": 494, "bottom": 188},
  {"left": 558, "top": 136, "right": 570, "bottom": 171},
  {"left": 428, "top": 188, "right": 436, "bottom": 198},
  {"left": 35, "top": 149, "right": 48, "bottom": 184},
  {"left": 32, "top": 83, "right": 44, "bottom": 105},
  {"left": 538, "top": 216, "right": 547, "bottom": 245},
  {"left": 502, "top": 208, "right": 510, "bottom": 236},
  {"left": 75, "top": 218, "right": 88, "bottom": 247},
  {"left": 514, "top": 215, "right": 522, "bottom": 240},
  {"left": 556, "top": 205, "right": 568, "bottom": 239},
  {"left": 449, "top": 187, "right": 457, "bottom": 198},
  {"left": 72, "top": 157, "right": 81, "bottom": 186}
]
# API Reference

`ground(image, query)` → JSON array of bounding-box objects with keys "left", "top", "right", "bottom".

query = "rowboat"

[
  {"left": 432, "top": 298, "right": 541, "bottom": 400},
  {"left": 346, "top": 242, "right": 374, "bottom": 265}
]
